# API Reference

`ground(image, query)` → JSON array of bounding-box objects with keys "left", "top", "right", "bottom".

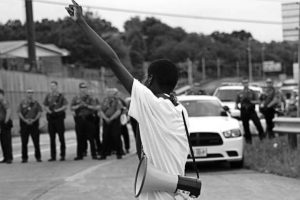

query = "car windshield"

[
  {"left": 180, "top": 100, "right": 223, "bottom": 117},
  {"left": 215, "top": 89, "right": 260, "bottom": 102},
  {"left": 214, "top": 89, "right": 241, "bottom": 101}
]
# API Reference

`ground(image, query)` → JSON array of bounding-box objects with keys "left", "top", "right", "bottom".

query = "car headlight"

[{"left": 222, "top": 129, "right": 241, "bottom": 138}]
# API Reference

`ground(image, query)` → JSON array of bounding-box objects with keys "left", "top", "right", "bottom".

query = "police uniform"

[
  {"left": 236, "top": 88, "right": 265, "bottom": 143},
  {"left": 18, "top": 97, "right": 42, "bottom": 162},
  {"left": 71, "top": 93, "right": 98, "bottom": 160},
  {"left": 43, "top": 92, "right": 68, "bottom": 161},
  {"left": 119, "top": 97, "right": 130, "bottom": 154},
  {"left": 260, "top": 85, "right": 279, "bottom": 138},
  {"left": 100, "top": 95, "right": 122, "bottom": 159},
  {"left": 92, "top": 97, "right": 102, "bottom": 155},
  {"left": 0, "top": 98, "right": 13, "bottom": 164}
]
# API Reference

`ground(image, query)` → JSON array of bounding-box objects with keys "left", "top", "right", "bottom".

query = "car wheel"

[{"left": 230, "top": 158, "right": 244, "bottom": 168}]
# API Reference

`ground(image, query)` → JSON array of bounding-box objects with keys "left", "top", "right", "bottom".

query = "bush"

[{"left": 244, "top": 135, "right": 300, "bottom": 178}]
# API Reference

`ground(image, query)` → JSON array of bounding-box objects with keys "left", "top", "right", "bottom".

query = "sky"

[{"left": 0, "top": 0, "right": 295, "bottom": 42}]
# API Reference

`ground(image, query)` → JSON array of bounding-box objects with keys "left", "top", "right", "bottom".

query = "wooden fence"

[{"left": 0, "top": 70, "right": 107, "bottom": 135}]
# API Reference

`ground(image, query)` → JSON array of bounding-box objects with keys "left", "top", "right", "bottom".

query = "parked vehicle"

[
  {"left": 213, "top": 84, "right": 263, "bottom": 119},
  {"left": 178, "top": 95, "right": 244, "bottom": 168}
]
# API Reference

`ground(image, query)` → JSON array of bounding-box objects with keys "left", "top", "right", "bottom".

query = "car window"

[
  {"left": 215, "top": 89, "right": 260, "bottom": 102},
  {"left": 180, "top": 100, "right": 223, "bottom": 117},
  {"left": 214, "top": 89, "right": 241, "bottom": 102}
]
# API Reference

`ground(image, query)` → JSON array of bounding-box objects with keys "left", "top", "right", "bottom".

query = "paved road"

[{"left": 0, "top": 131, "right": 300, "bottom": 200}]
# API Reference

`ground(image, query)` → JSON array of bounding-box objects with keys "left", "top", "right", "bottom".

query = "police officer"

[
  {"left": 43, "top": 81, "right": 68, "bottom": 161},
  {"left": 99, "top": 88, "right": 123, "bottom": 160},
  {"left": 260, "top": 78, "right": 280, "bottom": 139},
  {"left": 71, "top": 82, "right": 99, "bottom": 160},
  {"left": 235, "top": 78, "right": 265, "bottom": 144},
  {"left": 0, "top": 89, "right": 13, "bottom": 164},
  {"left": 18, "top": 89, "right": 42, "bottom": 163}
]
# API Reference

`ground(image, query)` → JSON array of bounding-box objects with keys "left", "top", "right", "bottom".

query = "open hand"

[{"left": 65, "top": 0, "right": 83, "bottom": 22}]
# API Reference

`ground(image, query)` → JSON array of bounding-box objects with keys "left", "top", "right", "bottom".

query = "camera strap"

[
  {"left": 158, "top": 93, "right": 199, "bottom": 178},
  {"left": 181, "top": 111, "right": 199, "bottom": 179}
]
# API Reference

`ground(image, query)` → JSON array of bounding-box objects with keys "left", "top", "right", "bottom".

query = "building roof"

[{"left": 0, "top": 40, "right": 70, "bottom": 58}]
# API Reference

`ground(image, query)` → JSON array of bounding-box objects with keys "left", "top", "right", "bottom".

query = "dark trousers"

[
  {"left": 261, "top": 107, "right": 275, "bottom": 138},
  {"left": 102, "top": 118, "right": 122, "bottom": 157},
  {"left": 121, "top": 124, "right": 130, "bottom": 151},
  {"left": 130, "top": 117, "right": 138, "bottom": 139},
  {"left": 20, "top": 120, "right": 41, "bottom": 161},
  {"left": 74, "top": 116, "right": 82, "bottom": 157},
  {"left": 48, "top": 118, "right": 66, "bottom": 159},
  {"left": 241, "top": 109, "right": 265, "bottom": 143},
  {"left": 93, "top": 115, "right": 102, "bottom": 155},
  {"left": 76, "top": 116, "right": 97, "bottom": 158},
  {"left": 0, "top": 120, "right": 13, "bottom": 161}
]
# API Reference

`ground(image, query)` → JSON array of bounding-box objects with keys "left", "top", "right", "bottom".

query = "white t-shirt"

[{"left": 129, "top": 79, "right": 189, "bottom": 200}]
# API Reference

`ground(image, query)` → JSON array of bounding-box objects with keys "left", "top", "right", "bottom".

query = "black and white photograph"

[{"left": 0, "top": 0, "right": 299, "bottom": 199}]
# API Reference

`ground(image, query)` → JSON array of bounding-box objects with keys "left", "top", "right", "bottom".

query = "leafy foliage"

[
  {"left": 244, "top": 136, "right": 300, "bottom": 178},
  {"left": 0, "top": 14, "right": 297, "bottom": 78}
]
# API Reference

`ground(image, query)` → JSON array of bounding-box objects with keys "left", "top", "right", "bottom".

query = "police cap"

[
  {"left": 266, "top": 78, "right": 273, "bottom": 83},
  {"left": 79, "top": 82, "right": 87, "bottom": 88},
  {"left": 26, "top": 89, "right": 34, "bottom": 93}
]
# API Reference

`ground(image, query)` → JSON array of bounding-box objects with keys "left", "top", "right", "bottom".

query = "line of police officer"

[{"left": 0, "top": 81, "right": 127, "bottom": 164}]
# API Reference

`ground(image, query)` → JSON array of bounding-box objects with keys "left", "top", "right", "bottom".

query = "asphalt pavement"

[{"left": 0, "top": 129, "right": 300, "bottom": 200}]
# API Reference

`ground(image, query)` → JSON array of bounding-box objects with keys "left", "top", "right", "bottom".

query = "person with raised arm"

[{"left": 66, "top": 1, "right": 190, "bottom": 199}]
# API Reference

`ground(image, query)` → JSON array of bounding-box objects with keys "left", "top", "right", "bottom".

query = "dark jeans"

[
  {"left": 121, "top": 124, "right": 130, "bottom": 151},
  {"left": 20, "top": 120, "right": 41, "bottom": 161},
  {"left": 261, "top": 107, "right": 275, "bottom": 138},
  {"left": 48, "top": 118, "right": 66, "bottom": 159},
  {"left": 102, "top": 118, "right": 122, "bottom": 157},
  {"left": 130, "top": 117, "right": 138, "bottom": 139},
  {"left": 76, "top": 115, "right": 97, "bottom": 158},
  {"left": 74, "top": 116, "right": 83, "bottom": 157},
  {"left": 0, "top": 120, "right": 13, "bottom": 161},
  {"left": 241, "top": 109, "right": 265, "bottom": 143},
  {"left": 93, "top": 115, "right": 102, "bottom": 155}
]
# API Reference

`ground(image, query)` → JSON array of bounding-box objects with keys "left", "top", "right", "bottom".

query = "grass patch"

[{"left": 244, "top": 135, "right": 300, "bottom": 178}]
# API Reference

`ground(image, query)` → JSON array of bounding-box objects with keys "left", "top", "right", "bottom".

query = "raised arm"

[{"left": 66, "top": 0, "right": 133, "bottom": 93}]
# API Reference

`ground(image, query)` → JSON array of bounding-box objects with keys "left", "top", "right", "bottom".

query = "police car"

[
  {"left": 213, "top": 84, "right": 263, "bottom": 119},
  {"left": 178, "top": 95, "right": 244, "bottom": 168}
]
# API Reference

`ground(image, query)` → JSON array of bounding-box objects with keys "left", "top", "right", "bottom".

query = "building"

[{"left": 0, "top": 40, "right": 69, "bottom": 76}]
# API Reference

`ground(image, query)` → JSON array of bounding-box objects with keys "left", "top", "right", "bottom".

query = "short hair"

[
  {"left": 147, "top": 59, "right": 178, "bottom": 92},
  {"left": 0, "top": 89, "right": 4, "bottom": 95},
  {"left": 50, "top": 81, "right": 58, "bottom": 86},
  {"left": 26, "top": 89, "right": 34, "bottom": 93}
]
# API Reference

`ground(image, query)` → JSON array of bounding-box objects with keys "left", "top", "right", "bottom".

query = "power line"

[
  {"left": 250, "top": 0, "right": 284, "bottom": 2},
  {"left": 31, "top": 0, "right": 282, "bottom": 25}
]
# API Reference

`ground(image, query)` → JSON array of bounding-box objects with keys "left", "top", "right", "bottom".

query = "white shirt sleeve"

[{"left": 128, "top": 79, "right": 158, "bottom": 122}]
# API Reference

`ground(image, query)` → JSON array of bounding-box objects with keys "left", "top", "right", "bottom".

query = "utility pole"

[
  {"left": 201, "top": 57, "right": 206, "bottom": 81},
  {"left": 287, "top": 2, "right": 300, "bottom": 149},
  {"left": 236, "top": 61, "right": 240, "bottom": 78},
  {"left": 187, "top": 58, "right": 193, "bottom": 86},
  {"left": 298, "top": 1, "right": 300, "bottom": 118},
  {"left": 25, "top": 0, "right": 37, "bottom": 72},
  {"left": 217, "top": 58, "right": 221, "bottom": 78},
  {"left": 261, "top": 44, "right": 265, "bottom": 79},
  {"left": 100, "top": 67, "right": 106, "bottom": 94},
  {"left": 248, "top": 38, "right": 253, "bottom": 83}
]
